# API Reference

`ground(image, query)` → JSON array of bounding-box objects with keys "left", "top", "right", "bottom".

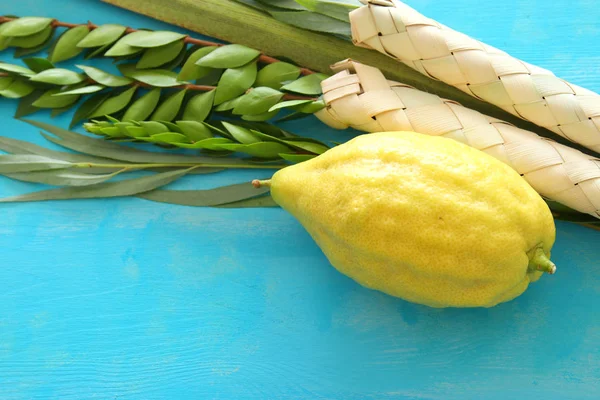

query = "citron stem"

[
  {"left": 529, "top": 248, "right": 557, "bottom": 275},
  {"left": 252, "top": 179, "right": 271, "bottom": 188}
]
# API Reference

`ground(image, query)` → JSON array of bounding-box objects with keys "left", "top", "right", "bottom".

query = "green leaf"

[
  {"left": 279, "top": 153, "right": 317, "bottom": 163},
  {"left": 160, "top": 44, "right": 188, "bottom": 70},
  {"left": 176, "top": 121, "right": 214, "bottom": 142},
  {"left": 217, "top": 195, "right": 278, "bottom": 208},
  {"left": 128, "top": 69, "right": 183, "bottom": 87},
  {"left": 269, "top": 10, "right": 351, "bottom": 35},
  {"left": 14, "top": 89, "right": 43, "bottom": 118},
  {"left": 6, "top": 169, "right": 122, "bottom": 187},
  {"left": 0, "top": 62, "right": 35, "bottom": 75},
  {"left": 221, "top": 121, "right": 261, "bottom": 144},
  {"left": 255, "top": 62, "right": 301, "bottom": 89},
  {"left": 22, "top": 57, "right": 54, "bottom": 72},
  {"left": 137, "top": 39, "right": 185, "bottom": 69},
  {"left": 50, "top": 105, "right": 73, "bottom": 118},
  {"left": 178, "top": 46, "right": 217, "bottom": 81},
  {"left": 104, "top": 31, "right": 152, "bottom": 56},
  {"left": 76, "top": 65, "right": 133, "bottom": 87},
  {"left": 143, "top": 132, "right": 189, "bottom": 144},
  {"left": 88, "top": 86, "right": 137, "bottom": 118},
  {"left": 280, "top": 73, "right": 327, "bottom": 94},
  {"left": 172, "top": 138, "right": 233, "bottom": 150},
  {"left": 214, "top": 96, "right": 242, "bottom": 112},
  {"left": 294, "top": 0, "right": 361, "bottom": 22},
  {"left": 124, "top": 31, "right": 187, "bottom": 48},
  {"left": 260, "top": 0, "right": 307, "bottom": 10},
  {"left": 0, "top": 17, "right": 53, "bottom": 37},
  {"left": 122, "top": 88, "right": 161, "bottom": 121},
  {"left": 233, "top": 87, "right": 284, "bottom": 115},
  {"left": 218, "top": 141, "right": 292, "bottom": 158},
  {"left": 160, "top": 121, "right": 183, "bottom": 133},
  {"left": 23, "top": 119, "right": 250, "bottom": 165},
  {"left": 241, "top": 110, "right": 279, "bottom": 121},
  {"left": 77, "top": 24, "right": 127, "bottom": 47},
  {"left": 268, "top": 99, "right": 312, "bottom": 111},
  {"left": 54, "top": 84, "right": 105, "bottom": 96},
  {"left": 32, "top": 88, "right": 79, "bottom": 108},
  {"left": 30, "top": 68, "right": 85, "bottom": 85},
  {"left": 298, "top": 99, "right": 325, "bottom": 113},
  {"left": 0, "top": 168, "right": 189, "bottom": 203},
  {"left": 13, "top": 32, "right": 54, "bottom": 57},
  {"left": 124, "top": 126, "right": 148, "bottom": 138},
  {"left": 214, "top": 61, "right": 257, "bottom": 105},
  {"left": 7, "top": 25, "right": 53, "bottom": 48},
  {"left": 139, "top": 121, "right": 169, "bottom": 135},
  {"left": 283, "top": 139, "right": 329, "bottom": 154},
  {"left": 69, "top": 92, "right": 111, "bottom": 128},
  {"left": 151, "top": 89, "right": 186, "bottom": 121},
  {"left": 0, "top": 154, "right": 72, "bottom": 173},
  {"left": 137, "top": 182, "right": 271, "bottom": 207},
  {"left": 196, "top": 44, "right": 260, "bottom": 68},
  {"left": 195, "top": 68, "right": 223, "bottom": 86},
  {"left": 182, "top": 90, "right": 215, "bottom": 122},
  {"left": 49, "top": 25, "right": 90, "bottom": 63},
  {"left": 0, "top": 76, "right": 13, "bottom": 90},
  {"left": 0, "top": 80, "right": 34, "bottom": 98}
]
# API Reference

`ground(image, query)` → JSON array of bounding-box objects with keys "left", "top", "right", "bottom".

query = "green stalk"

[{"left": 74, "top": 162, "right": 284, "bottom": 170}]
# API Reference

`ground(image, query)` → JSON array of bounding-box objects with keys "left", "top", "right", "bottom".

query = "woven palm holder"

[
  {"left": 314, "top": 59, "right": 600, "bottom": 220},
  {"left": 349, "top": 0, "right": 600, "bottom": 156}
]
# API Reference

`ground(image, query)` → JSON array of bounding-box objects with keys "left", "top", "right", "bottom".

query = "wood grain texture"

[{"left": 0, "top": 0, "right": 599, "bottom": 399}]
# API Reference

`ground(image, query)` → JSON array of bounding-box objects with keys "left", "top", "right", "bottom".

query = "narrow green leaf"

[
  {"left": 122, "top": 88, "right": 161, "bottom": 121},
  {"left": 22, "top": 57, "right": 54, "bottom": 72},
  {"left": 255, "top": 62, "right": 301, "bottom": 89},
  {"left": 128, "top": 69, "right": 182, "bottom": 87},
  {"left": 196, "top": 44, "right": 260, "bottom": 68},
  {"left": 260, "top": 0, "right": 306, "bottom": 10},
  {"left": 100, "top": 126, "right": 123, "bottom": 137},
  {"left": 77, "top": 24, "right": 127, "bottom": 47},
  {"left": 6, "top": 169, "right": 122, "bottom": 187},
  {"left": 160, "top": 121, "right": 183, "bottom": 133},
  {"left": 182, "top": 90, "right": 215, "bottom": 122},
  {"left": 139, "top": 121, "right": 169, "bottom": 135},
  {"left": 279, "top": 153, "right": 317, "bottom": 163},
  {"left": 280, "top": 73, "right": 327, "bottom": 95},
  {"left": 50, "top": 105, "right": 74, "bottom": 118},
  {"left": 151, "top": 89, "right": 186, "bottom": 121},
  {"left": 124, "top": 126, "right": 148, "bottom": 138},
  {"left": 275, "top": 110, "right": 308, "bottom": 122},
  {"left": 0, "top": 76, "right": 13, "bottom": 90},
  {"left": 143, "top": 132, "right": 188, "bottom": 144},
  {"left": 160, "top": 44, "right": 188, "bottom": 70},
  {"left": 49, "top": 25, "right": 90, "bottom": 63},
  {"left": 282, "top": 139, "right": 329, "bottom": 154},
  {"left": 178, "top": 46, "right": 217, "bottom": 81},
  {"left": 83, "top": 42, "right": 112, "bottom": 59},
  {"left": 269, "top": 10, "right": 351, "bottom": 35},
  {"left": 172, "top": 138, "right": 233, "bottom": 150},
  {"left": 214, "top": 96, "right": 242, "bottom": 112},
  {"left": 137, "top": 39, "right": 185, "bottom": 69},
  {"left": 268, "top": 99, "right": 312, "bottom": 112},
  {"left": 88, "top": 86, "right": 137, "bottom": 118},
  {"left": 0, "top": 168, "right": 189, "bottom": 203},
  {"left": 14, "top": 89, "right": 43, "bottom": 118},
  {"left": 70, "top": 92, "right": 111, "bottom": 128},
  {"left": 298, "top": 99, "right": 325, "bottom": 113},
  {"left": 32, "top": 88, "right": 79, "bottom": 108},
  {"left": 214, "top": 61, "right": 257, "bottom": 105},
  {"left": 195, "top": 68, "right": 223, "bottom": 86},
  {"left": 217, "top": 195, "right": 278, "bottom": 208},
  {"left": 137, "top": 182, "right": 271, "bottom": 207},
  {"left": 125, "top": 31, "right": 187, "bottom": 48},
  {"left": 30, "top": 68, "right": 85, "bottom": 85},
  {"left": 76, "top": 65, "right": 132, "bottom": 87},
  {"left": 233, "top": 87, "right": 284, "bottom": 115},
  {"left": 13, "top": 31, "right": 54, "bottom": 57},
  {"left": 242, "top": 110, "right": 279, "bottom": 121},
  {"left": 104, "top": 31, "right": 152, "bottom": 56},
  {"left": 0, "top": 17, "right": 53, "bottom": 37},
  {"left": 0, "top": 154, "right": 72, "bottom": 173},
  {"left": 0, "top": 62, "right": 35, "bottom": 75},
  {"left": 294, "top": 0, "right": 361, "bottom": 22},
  {"left": 221, "top": 121, "right": 261, "bottom": 144},
  {"left": 7, "top": 25, "right": 53, "bottom": 48},
  {"left": 0, "top": 80, "right": 34, "bottom": 98},
  {"left": 218, "top": 141, "right": 292, "bottom": 158},
  {"left": 176, "top": 121, "right": 214, "bottom": 142},
  {"left": 54, "top": 84, "right": 105, "bottom": 96}
]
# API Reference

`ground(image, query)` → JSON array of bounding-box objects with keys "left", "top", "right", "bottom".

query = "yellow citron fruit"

[{"left": 256, "top": 131, "right": 557, "bottom": 308}]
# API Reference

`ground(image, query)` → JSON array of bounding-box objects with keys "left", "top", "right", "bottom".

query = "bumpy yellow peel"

[{"left": 266, "top": 131, "right": 557, "bottom": 308}]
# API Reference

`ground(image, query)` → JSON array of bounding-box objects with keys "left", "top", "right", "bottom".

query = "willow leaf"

[
  {"left": 294, "top": 0, "right": 360, "bottom": 22},
  {"left": 269, "top": 10, "right": 351, "bottom": 35},
  {"left": 122, "top": 88, "right": 161, "bottom": 121},
  {"left": 0, "top": 17, "right": 53, "bottom": 37},
  {"left": 137, "top": 181, "right": 271, "bottom": 206},
  {"left": 0, "top": 168, "right": 189, "bottom": 203},
  {"left": 137, "top": 39, "right": 185, "bottom": 69},
  {"left": 0, "top": 154, "right": 72, "bottom": 173},
  {"left": 217, "top": 194, "right": 278, "bottom": 208},
  {"left": 196, "top": 44, "right": 260, "bottom": 68},
  {"left": 14, "top": 89, "right": 43, "bottom": 118},
  {"left": 77, "top": 24, "right": 127, "bottom": 47},
  {"left": 88, "top": 86, "right": 137, "bottom": 118},
  {"left": 49, "top": 25, "right": 90, "bottom": 63},
  {"left": 6, "top": 169, "right": 122, "bottom": 187},
  {"left": 70, "top": 92, "right": 111, "bottom": 128},
  {"left": 178, "top": 46, "right": 217, "bottom": 81},
  {"left": 151, "top": 89, "right": 186, "bottom": 121}
]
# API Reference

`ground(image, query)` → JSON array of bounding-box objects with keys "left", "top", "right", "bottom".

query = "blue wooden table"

[{"left": 1, "top": 0, "right": 599, "bottom": 399}]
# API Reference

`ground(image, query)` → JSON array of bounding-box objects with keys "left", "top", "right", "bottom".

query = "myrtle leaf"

[
  {"left": 0, "top": 80, "right": 34, "bottom": 98},
  {"left": 122, "top": 88, "right": 161, "bottom": 121},
  {"left": 214, "top": 61, "right": 257, "bottom": 105},
  {"left": 195, "top": 68, "right": 223, "bottom": 86},
  {"left": 70, "top": 92, "right": 111, "bottom": 128},
  {"left": 54, "top": 84, "right": 105, "bottom": 96},
  {"left": 77, "top": 24, "right": 127, "bottom": 47},
  {"left": 6, "top": 169, "right": 122, "bottom": 187},
  {"left": 13, "top": 31, "right": 54, "bottom": 57},
  {"left": 7, "top": 25, "right": 53, "bottom": 48},
  {"left": 218, "top": 142, "right": 292, "bottom": 158},
  {"left": 143, "top": 132, "right": 188, "bottom": 144},
  {"left": 30, "top": 68, "right": 85, "bottom": 85},
  {"left": 76, "top": 65, "right": 132, "bottom": 87},
  {"left": 0, "top": 76, "right": 13, "bottom": 90},
  {"left": 283, "top": 139, "right": 329, "bottom": 154},
  {"left": 281, "top": 73, "right": 327, "bottom": 95},
  {"left": 127, "top": 69, "right": 183, "bottom": 87},
  {"left": 176, "top": 121, "right": 214, "bottom": 142},
  {"left": 104, "top": 31, "right": 152, "bottom": 57},
  {"left": 172, "top": 138, "right": 233, "bottom": 150},
  {"left": 182, "top": 90, "right": 215, "bottom": 122},
  {"left": 0, "top": 62, "right": 35, "bottom": 75},
  {"left": 196, "top": 44, "right": 260, "bottom": 68},
  {"left": 32, "top": 89, "right": 79, "bottom": 108},
  {"left": 214, "top": 96, "right": 242, "bottom": 112},
  {"left": 221, "top": 121, "right": 260, "bottom": 144},
  {"left": 268, "top": 99, "right": 311, "bottom": 112},
  {"left": 88, "top": 86, "right": 137, "bottom": 118},
  {"left": 124, "top": 31, "right": 186, "bottom": 48},
  {"left": 151, "top": 89, "right": 186, "bottom": 121},
  {"left": 241, "top": 110, "right": 279, "bottom": 121},
  {"left": 22, "top": 57, "right": 54, "bottom": 72},
  {"left": 279, "top": 153, "right": 317, "bottom": 163},
  {"left": 49, "top": 25, "right": 90, "bottom": 63},
  {"left": 137, "top": 39, "right": 185, "bottom": 69},
  {"left": 0, "top": 17, "right": 53, "bottom": 37},
  {"left": 14, "top": 89, "right": 43, "bottom": 118},
  {"left": 0, "top": 154, "right": 72, "bottom": 173},
  {"left": 233, "top": 87, "right": 284, "bottom": 115},
  {"left": 139, "top": 121, "right": 168, "bottom": 135},
  {"left": 255, "top": 62, "right": 301, "bottom": 89},
  {"left": 178, "top": 46, "right": 217, "bottom": 81},
  {"left": 84, "top": 43, "right": 112, "bottom": 59},
  {"left": 0, "top": 168, "right": 189, "bottom": 203},
  {"left": 298, "top": 99, "right": 325, "bottom": 113}
]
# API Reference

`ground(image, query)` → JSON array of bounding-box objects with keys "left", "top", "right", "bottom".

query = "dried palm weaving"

[
  {"left": 315, "top": 59, "right": 600, "bottom": 219},
  {"left": 350, "top": 0, "right": 600, "bottom": 155}
]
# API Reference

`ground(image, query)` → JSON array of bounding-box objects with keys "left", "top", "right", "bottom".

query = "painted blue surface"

[{"left": 0, "top": 0, "right": 599, "bottom": 398}]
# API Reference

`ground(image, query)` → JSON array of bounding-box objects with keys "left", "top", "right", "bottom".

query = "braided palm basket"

[
  {"left": 349, "top": 0, "right": 600, "bottom": 155},
  {"left": 314, "top": 59, "right": 600, "bottom": 219}
]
